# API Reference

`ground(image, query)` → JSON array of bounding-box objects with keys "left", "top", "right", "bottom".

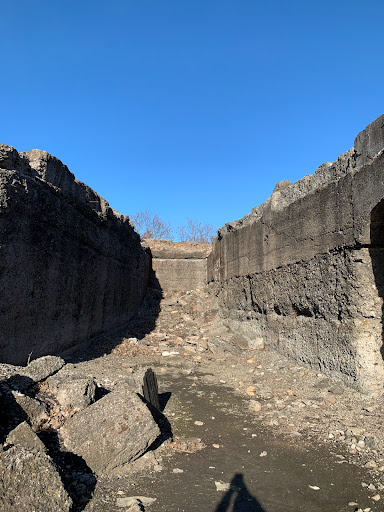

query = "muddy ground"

[{"left": 60, "top": 287, "right": 384, "bottom": 512}]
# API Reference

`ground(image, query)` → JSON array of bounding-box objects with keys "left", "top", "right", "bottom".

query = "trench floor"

[{"left": 62, "top": 287, "right": 384, "bottom": 512}]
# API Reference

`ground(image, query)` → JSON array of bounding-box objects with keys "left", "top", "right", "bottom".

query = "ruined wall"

[
  {"left": 0, "top": 145, "right": 150, "bottom": 364},
  {"left": 208, "top": 114, "right": 384, "bottom": 393},
  {"left": 144, "top": 239, "right": 211, "bottom": 292}
]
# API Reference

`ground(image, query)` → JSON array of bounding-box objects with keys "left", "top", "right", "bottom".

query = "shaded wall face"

[
  {"left": 0, "top": 149, "right": 150, "bottom": 365},
  {"left": 151, "top": 259, "right": 207, "bottom": 292},
  {"left": 144, "top": 239, "right": 211, "bottom": 293},
  {"left": 369, "top": 199, "right": 384, "bottom": 369}
]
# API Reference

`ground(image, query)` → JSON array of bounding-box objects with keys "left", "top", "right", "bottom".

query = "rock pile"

[{"left": 0, "top": 356, "right": 162, "bottom": 511}]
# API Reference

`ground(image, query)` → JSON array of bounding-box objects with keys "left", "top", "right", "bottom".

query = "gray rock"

[
  {"left": 364, "top": 435, "right": 378, "bottom": 450},
  {"left": 0, "top": 445, "right": 72, "bottom": 512},
  {"left": 22, "top": 355, "right": 65, "bottom": 382},
  {"left": 11, "top": 391, "right": 49, "bottom": 429},
  {"left": 0, "top": 356, "right": 64, "bottom": 391},
  {"left": 248, "top": 337, "right": 265, "bottom": 350},
  {"left": 60, "top": 384, "right": 160, "bottom": 475},
  {"left": 208, "top": 338, "right": 241, "bottom": 356},
  {"left": 6, "top": 421, "right": 46, "bottom": 453},
  {"left": 231, "top": 333, "right": 249, "bottom": 350},
  {"left": 46, "top": 367, "right": 96, "bottom": 413}
]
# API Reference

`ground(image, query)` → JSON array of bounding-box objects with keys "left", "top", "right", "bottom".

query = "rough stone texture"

[
  {"left": 45, "top": 367, "right": 96, "bottom": 414},
  {"left": 11, "top": 391, "right": 49, "bottom": 429},
  {"left": 142, "top": 367, "right": 160, "bottom": 411},
  {"left": 60, "top": 383, "right": 160, "bottom": 475},
  {"left": 0, "top": 445, "right": 72, "bottom": 512},
  {"left": 6, "top": 421, "right": 47, "bottom": 453},
  {"left": 208, "top": 114, "right": 384, "bottom": 393},
  {"left": 0, "top": 145, "right": 150, "bottom": 364},
  {"left": 0, "top": 356, "right": 65, "bottom": 389},
  {"left": 144, "top": 239, "right": 211, "bottom": 292}
]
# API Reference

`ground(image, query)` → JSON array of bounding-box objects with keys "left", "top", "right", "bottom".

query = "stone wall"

[
  {"left": 144, "top": 239, "right": 211, "bottom": 292},
  {"left": 208, "top": 114, "right": 384, "bottom": 393},
  {"left": 0, "top": 145, "right": 150, "bottom": 365}
]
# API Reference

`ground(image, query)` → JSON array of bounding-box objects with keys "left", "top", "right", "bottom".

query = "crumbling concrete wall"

[
  {"left": 0, "top": 144, "right": 150, "bottom": 364},
  {"left": 145, "top": 239, "right": 211, "bottom": 292},
  {"left": 208, "top": 114, "right": 384, "bottom": 393}
]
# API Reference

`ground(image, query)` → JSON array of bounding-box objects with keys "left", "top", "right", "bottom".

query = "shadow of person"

[{"left": 213, "top": 473, "right": 266, "bottom": 512}]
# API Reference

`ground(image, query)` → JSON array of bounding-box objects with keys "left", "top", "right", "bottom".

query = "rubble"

[
  {"left": 60, "top": 383, "right": 160, "bottom": 475},
  {"left": 0, "top": 355, "right": 163, "bottom": 510},
  {"left": 0, "top": 445, "right": 72, "bottom": 512}
]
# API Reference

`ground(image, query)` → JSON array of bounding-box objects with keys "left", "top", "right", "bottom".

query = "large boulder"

[
  {"left": 0, "top": 445, "right": 72, "bottom": 512},
  {"left": 60, "top": 384, "right": 160, "bottom": 475}
]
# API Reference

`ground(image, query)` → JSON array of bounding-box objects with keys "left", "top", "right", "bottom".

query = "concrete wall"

[
  {"left": 144, "top": 240, "right": 211, "bottom": 292},
  {"left": 0, "top": 144, "right": 150, "bottom": 364},
  {"left": 208, "top": 114, "right": 384, "bottom": 393}
]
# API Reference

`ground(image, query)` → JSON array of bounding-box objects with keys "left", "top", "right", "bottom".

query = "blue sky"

[{"left": 1, "top": 1, "right": 383, "bottom": 234}]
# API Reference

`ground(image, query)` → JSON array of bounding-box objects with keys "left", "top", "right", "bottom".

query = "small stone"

[
  {"left": 309, "top": 486, "right": 320, "bottom": 491},
  {"left": 365, "top": 461, "right": 377, "bottom": 469},
  {"left": 246, "top": 386, "right": 256, "bottom": 396},
  {"left": 212, "top": 444, "right": 220, "bottom": 449},
  {"left": 323, "top": 395, "right": 336, "bottom": 406},
  {"left": 349, "top": 427, "right": 366, "bottom": 436},
  {"left": 259, "top": 451, "right": 267, "bottom": 457},
  {"left": 249, "top": 400, "right": 262, "bottom": 413},
  {"left": 172, "top": 468, "right": 184, "bottom": 474},
  {"left": 368, "top": 484, "right": 376, "bottom": 490},
  {"left": 249, "top": 337, "right": 265, "bottom": 350},
  {"left": 115, "top": 496, "right": 157, "bottom": 508},
  {"left": 348, "top": 503, "right": 358, "bottom": 507},
  {"left": 194, "top": 421, "right": 204, "bottom": 426},
  {"left": 371, "top": 494, "right": 381, "bottom": 502},
  {"left": 215, "top": 481, "right": 231, "bottom": 492}
]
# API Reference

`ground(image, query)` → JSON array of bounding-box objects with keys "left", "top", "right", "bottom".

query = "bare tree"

[
  {"left": 131, "top": 211, "right": 216, "bottom": 243},
  {"left": 130, "top": 210, "right": 172, "bottom": 240},
  {"left": 176, "top": 218, "right": 216, "bottom": 243}
]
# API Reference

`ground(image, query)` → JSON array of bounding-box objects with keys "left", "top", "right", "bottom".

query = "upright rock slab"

[
  {"left": 0, "top": 145, "right": 150, "bottom": 364},
  {"left": 60, "top": 384, "right": 160, "bottom": 475}
]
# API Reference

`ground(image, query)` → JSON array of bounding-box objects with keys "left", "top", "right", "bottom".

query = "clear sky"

[{"left": 1, "top": 1, "right": 383, "bottom": 234}]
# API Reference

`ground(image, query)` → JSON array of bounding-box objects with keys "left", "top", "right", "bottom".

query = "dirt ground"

[{"left": 61, "top": 287, "right": 384, "bottom": 512}]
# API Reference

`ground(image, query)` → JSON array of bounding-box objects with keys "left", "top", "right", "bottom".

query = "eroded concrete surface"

[{"left": 208, "top": 114, "right": 384, "bottom": 394}]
